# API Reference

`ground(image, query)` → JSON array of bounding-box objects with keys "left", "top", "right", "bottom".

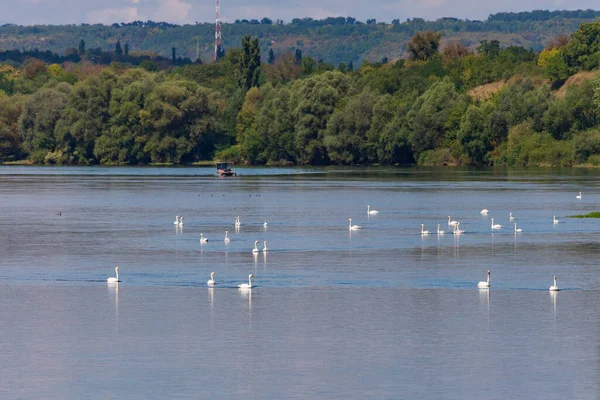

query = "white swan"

[
  {"left": 491, "top": 218, "right": 502, "bottom": 230},
  {"left": 576, "top": 191, "right": 582, "bottom": 199},
  {"left": 447, "top": 216, "right": 458, "bottom": 226},
  {"left": 234, "top": 216, "right": 241, "bottom": 227},
  {"left": 549, "top": 276, "right": 560, "bottom": 291},
  {"left": 178, "top": 217, "right": 184, "bottom": 227},
  {"left": 262, "top": 240, "right": 268, "bottom": 252},
  {"left": 263, "top": 219, "right": 268, "bottom": 227},
  {"left": 453, "top": 222, "right": 464, "bottom": 235},
  {"left": 224, "top": 231, "right": 230, "bottom": 243},
  {"left": 509, "top": 212, "right": 514, "bottom": 221},
  {"left": 437, "top": 224, "right": 444, "bottom": 235},
  {"left": 207, "top": 272, "right": 216, "bottom": 286},
  {"left": 252, "top": 240, "right": 260, "bottom": 253},
  {"left": 553, "top": 215, "right": 559, "bottom": 224},
  {"left": 367, "top": 205, "right": 379, "bottom": 215},
  {"left": 477, "top": 270, "right": 490, "bottom": 289},
  {"left": 480, "top": 209, "right": 489, "bottom": 215},
  {"left": 513, "top": 223, "right": 523, "bottom": 233},
  {"left": 238, "top": 274, "right": 254, "bottom": 289},
  {"left": 200, "top": 233, "right": 208, "bottom": 243},
  {"left": 107, "top": 266, "right": 120, "bottom": 283},
  {"left": 420, "top": 224, "right": 430, "bottom": 235},
  {"left": 349, "top": 218, "right": 361, "bottom": 230},
  {"left": 173, "top": 216, "right": 179, "bottom": 225}
]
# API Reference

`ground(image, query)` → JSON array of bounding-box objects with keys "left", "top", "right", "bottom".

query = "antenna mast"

[{"left": 214, "top": 0, "right": 222, "bottom": 61}]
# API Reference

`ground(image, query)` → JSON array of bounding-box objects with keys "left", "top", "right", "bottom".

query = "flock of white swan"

[
  {"left": 419, "top": 191, "right": 584, "bottom": 292},
  {"left": 107, "top": 195, "right": 584, "bottom": 292}
]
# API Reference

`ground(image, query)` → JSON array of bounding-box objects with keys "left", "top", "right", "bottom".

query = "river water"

[{"left": 1, "top": 166, "right": 599, "bottom": 399}]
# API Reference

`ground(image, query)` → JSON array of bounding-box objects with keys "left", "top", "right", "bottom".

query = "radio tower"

[{"left": 213, "top": 0, "right": 222, "bottom": 61}]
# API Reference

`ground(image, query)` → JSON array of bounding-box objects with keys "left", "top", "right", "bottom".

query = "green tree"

[
  {"left": 239, "top": 35, "right": 261, "bottom": 90},
  {"left": 407, "top": 78, "right": 468, "bottom": 160},
  {"left": 289, "top": 70, "right": 349, "bottom": 164},
  {"left": 324, "top": 90, "right": 378, "bottom": 164},
  {"left": 562, "top": 20, "right": 600, "bottom": 71},
  {"left": 54, "top": 69, "right": 118, "bottom": 164},
  {"left": 268, "top": 48, "right": 275, "bottom": 64},
  {"left": 115, "top": 40, "right": 123, "bottom": 56},
  {"left": 78, "top": 39, "right": 86, "bottom": 56},
  {"left": 255, "top": 86, "right": 295, "bottom": 163},
  {"left": 366, "top": 94, "right": 415, "bottom": 164},
  {"left": 18, "top": 82, "right": 71, "bottom": 163},
  {"left": 95, "top": 69, "right": 155, "bottom": 164},
  {"left": 407, "top": 31, "right": 442, "bottom": 61},
  {"left": 0, "top": 93, "right": 25, "bottom": 161},
  {"left": 538, "top": 48, "right": 569, "bottom": 81},
  {"left": 458, "top": 102, "right": 507, "bottom": 164}
]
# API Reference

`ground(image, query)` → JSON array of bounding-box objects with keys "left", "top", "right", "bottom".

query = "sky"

[{"left": 0, "top": 0, "right": 598, "bottom": 25}]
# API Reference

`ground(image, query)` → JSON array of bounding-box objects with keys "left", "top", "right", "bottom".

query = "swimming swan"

[
  {"left": 491, "top": 218, "right": 502, "bottom": 230},
  {"left": 238, "top": 274, "right": 254, "bottom": 289},
  {"left": 549, "top": 276, "right": 560, "bottom": 291},
  {"left": 437, "top": 224, "right": 445, "bottom": 235},
  {"left": 262, "top": 241, "right": 268, "bottom": 252},
  {"left": 514, "top": 223, "right": 523, "bottom": 233},
  {"left": 509, "top": 212, "right": 514, "bottom": 221},
  {"left": 478, "top": 270, "right": 490, "bottom": 289},
  {"left": 234, "top": 216, "right": 241, "bottom": 227},
  {"left": 178, "top": 217, "right": 184, "bottom": 227},
  {"left": 576, "top": 191, "right": 582, "bottom": 199},
  {"left": 367, "top": 205, "right": 380, "bottom": 215},
  {"left": 349, "top": 218, "right": 361, "bottom": 230},
  {"left": 174, "top": 216, "right": 179, "bottom": 225},
  {"left": 480, "top": 209, "right": 489, "bottom": 215},
  {"left": 107, "top": 266, "right": 120, "bottom": 283},
  {"left": 452, "top": 222, "right": 464, "bottom": 235},
  {"left": 207, "top": 272, "right": 216, "bottom": 286},
  {"left": 200, "top": 233, "right": 208, "bottom": 243},
  {"left": 447, "top": 216, "right": 458, "bottom": 226},
  {"left": 224, "top": 231, "right": 230, "bottom": 243},
  {"left": 553, "top": 215, "right": 559, "bottom": 224},
  {"left": 252, "top": 240, "right": 260, "bottom": 253},
  {"left": 263, "top": 219, "right": 268, "bottom": 227},
  {"left": 421, "top": 224, "right": 430, "bottom": 235}
]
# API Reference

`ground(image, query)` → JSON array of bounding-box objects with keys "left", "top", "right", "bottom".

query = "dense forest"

[
  {"left": 2, "top": 13, "right": 600, "bottom": 167},
  {"left": 1, "top": 10, "right": 600, "bottom": 66}
]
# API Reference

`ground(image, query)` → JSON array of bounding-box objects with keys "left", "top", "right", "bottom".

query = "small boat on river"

[{"left": 216, "top": 162, "right": 236, "bottom": 177}]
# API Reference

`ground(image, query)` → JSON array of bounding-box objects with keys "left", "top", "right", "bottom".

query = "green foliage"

[
  {"left": 18, "top": 82, "right": 70, "bottom": 162},
  {"left": 407, "top": 31, "right": 441, "bottom": 61},
  {"left": 459, "top": 102, "right": 507, "bottom": 164},
  {"left": 562, "top": 20, "right": 600, "bottom": 71},
  {"left": 544, "top": 80, "right": 598, "bottom": 139},
  {"left": 289, "top": 71, "right": 349, "bottom": 164},
  {"left": 494, "top": 121, "right": 573, "bottom": 166},
  {"left": 324, "top": 90, "right": 378, "bottom": 164},
  {"left": 568, "top": 212, "right": 600, "bottom": 218},
  {"left": 0, "top": 92, "right": 25, "bottom": 161},
  {"left": 239, "top": 35, "right": 261, "bottom": 90},
  {"left": 573, "top": 130, "right": 600, "bottom": 163},
  {"left": 407, "top": 77, "right": 468, "bottom": 158},
  {"left": 5, "top": 17, "right": 600, "bottom": 167},
  {"left": 538, "top": 48, "right": 569, "bottom": 81}
]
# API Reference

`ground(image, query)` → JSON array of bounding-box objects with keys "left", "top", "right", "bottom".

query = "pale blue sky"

[{"left": 0, "top": 0, "right": 598, "bottom": 25}]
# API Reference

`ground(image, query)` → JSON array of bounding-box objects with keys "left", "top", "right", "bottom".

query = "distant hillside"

[{"left": 0, "top": 9, "right": 599, "bottom": 65}]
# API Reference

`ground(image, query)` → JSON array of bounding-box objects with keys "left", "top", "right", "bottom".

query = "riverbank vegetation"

[{"left": 2, "top": 15, "right": 600, "bottom": 167}]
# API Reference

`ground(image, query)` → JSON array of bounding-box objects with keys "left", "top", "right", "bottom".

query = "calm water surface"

[{"left": 1, "top": 165, "right": 600, "bottom": 399}]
